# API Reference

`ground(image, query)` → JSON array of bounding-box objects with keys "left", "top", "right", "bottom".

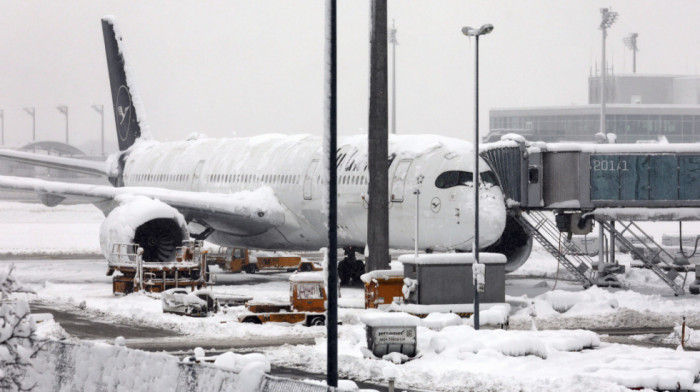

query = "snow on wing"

[{"left": 0, "top": 175, "right": 285, "bottom": 235}]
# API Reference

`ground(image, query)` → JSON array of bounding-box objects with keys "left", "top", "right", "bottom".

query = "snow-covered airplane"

[{"left": 0, "top": 17, "right": 532, "bottom": 271}]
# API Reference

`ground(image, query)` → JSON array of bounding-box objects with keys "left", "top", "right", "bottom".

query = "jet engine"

[
  {"left": 99, "top": 196, "right": 189, "bottom": 262},
  {"left": 482, "top": 215, "right": 533, "bottom": 273}
]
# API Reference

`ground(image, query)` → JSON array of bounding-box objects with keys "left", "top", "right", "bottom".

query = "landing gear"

[{"left": 338, "top": 247, "right": 365, "bottom": 286}]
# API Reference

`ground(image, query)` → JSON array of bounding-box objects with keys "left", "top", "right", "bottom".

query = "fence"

[{"left": 31, "top": 340, "right": 349, "bottom": 392}]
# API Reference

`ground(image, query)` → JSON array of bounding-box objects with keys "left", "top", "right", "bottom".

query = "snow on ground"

[
  {"left": 5, "top": 201, "right": 700, "bottom": 390},
  {"left": 0, "top": 201, "right": 104, "bottom": 255}
]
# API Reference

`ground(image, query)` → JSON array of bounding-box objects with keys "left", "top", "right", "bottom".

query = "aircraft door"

[
  {"left": 390, "top": 159, "right": 413, "bottom": 202},
  {"left": 191, "top": 160, "right": 205, "bottom": 191},
  {"left": 303, "top": 159, "right": 319, "bottom": 200}
]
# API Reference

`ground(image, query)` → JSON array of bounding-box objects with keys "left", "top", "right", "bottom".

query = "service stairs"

[
  {"left": 599, "top": 220, "right": 687, "bottom": 296},
  {"left": 514, "top": 210, "right": 595, "bottom": 288}
]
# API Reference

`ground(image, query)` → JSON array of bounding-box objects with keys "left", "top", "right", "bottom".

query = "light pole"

[
  {"left": 462, "top": 23, "right": 493, "bottom": 331},
  {"left": 414, "top": 188, "right": 420, "bottom": 259},
  {"left": 623, "top": 33, "right": 638, "bottom": 74},
  {"left": 389, "top": 20, "right": 398, "bottom": 134},
  {"left": 56, "top": 105, "right": 69, "bottom": 144},
  {"left": 23, "top": 107, "right": 35, "bottom": 142},
  {"left": 92, "top": 104, "right": 105, "bottom": 156},
  {"left": 599, "top": 8, "right": 618, "bottom": 138}
]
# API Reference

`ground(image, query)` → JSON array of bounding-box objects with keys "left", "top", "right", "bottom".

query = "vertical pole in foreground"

[
  {"left": 325, "top": 0, "right": 338, "bottom": 388},
  {"left": 462, "top": 23, "right": 493, "bottom": 330},
  {"left": 389, "top": 20, "right": 398, "bottom": 135},
  {"left": 367, "top": 0, "right": 390, "bottom": 272},
  {"left": 472, "top": 34, "right": 480, "bottom": 331}
]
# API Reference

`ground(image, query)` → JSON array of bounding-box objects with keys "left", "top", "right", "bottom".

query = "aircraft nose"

[{"left": 470, "top": 188, "right": 507, "bottom": 247}]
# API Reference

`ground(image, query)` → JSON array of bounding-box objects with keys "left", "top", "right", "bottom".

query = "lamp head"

[{"left": 462, "top": 24, "right": 494, "bottom": 37}]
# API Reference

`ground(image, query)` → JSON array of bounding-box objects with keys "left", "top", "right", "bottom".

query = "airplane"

[{"left": 0, "top": 17, "right": 532, "bottom": 273}]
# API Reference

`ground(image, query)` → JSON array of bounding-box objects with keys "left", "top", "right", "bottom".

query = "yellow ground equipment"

[
  {"left": 108, "top": 240, "right": 210, "bottom": 295},
  {"left": 238, "top": 272, "right": 327, "bottom": 326},
  {"left": 361, "top": 269, "right": 405, "bottom": 309},
  {"left": 207, "top": 247, "right": 302, "bottom": 273}
]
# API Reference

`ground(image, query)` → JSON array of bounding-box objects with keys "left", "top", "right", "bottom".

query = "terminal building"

[{"left": 487, "top": 74, "right": 700, "bottom": 143}]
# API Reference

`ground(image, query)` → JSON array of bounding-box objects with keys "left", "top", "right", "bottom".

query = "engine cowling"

[
  {"left": 99, "top": 196, "right": 189, "bottom": 262},
  {"left": 482, "top": 214, "right": 533, "bottom": 273}
]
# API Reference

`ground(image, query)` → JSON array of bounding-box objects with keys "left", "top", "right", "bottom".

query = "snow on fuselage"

[{"left": 121, "top": 134, "right": 507, "bottom": 251}]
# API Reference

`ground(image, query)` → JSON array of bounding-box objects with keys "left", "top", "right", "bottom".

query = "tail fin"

[{"left": 101, "top": 16, "right": 142, "bottom": 151}]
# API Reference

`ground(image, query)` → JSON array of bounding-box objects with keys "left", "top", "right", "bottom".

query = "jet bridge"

[{"left": 481, "top": 138, "right": 700, "bottom": 295}]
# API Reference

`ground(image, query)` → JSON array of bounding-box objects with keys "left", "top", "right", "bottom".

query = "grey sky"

[{"left": 1, "top": 1, "right": 699, "bottom": 154}]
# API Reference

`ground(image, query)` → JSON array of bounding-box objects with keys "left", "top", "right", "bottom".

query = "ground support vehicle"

[
  {"left": 162, "top": 288, "right": 219, "bottom": 317},
  {"left": 207, "top": 247, "right": 302, "bottom": 273},
  {"left": 361, "top": 269, "right": 405, "bottom": 309},
  {"left": 238, "top": 272, "right": 327, "bottom": 326},
  {"left": 108, "top": 240, "right": 210, "bottom": 295}
]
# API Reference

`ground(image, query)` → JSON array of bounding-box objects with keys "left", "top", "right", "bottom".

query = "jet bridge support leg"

[
  {"left": 600, "top": 220, "right": 687, "bottom": 296},
  {"left": 594, "top": 219, "right": 624, "bottom": 288},
  {"left": 513, "top": 210, "right": 594, "bottom": 288}
]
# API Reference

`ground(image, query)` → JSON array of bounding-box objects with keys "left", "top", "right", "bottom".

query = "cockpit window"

[
  {"left": 481, "top": 171, "right": 500, "bottom": 187},
  {"left": 435, "top": 171, "right": 474, "bottom": 189}
]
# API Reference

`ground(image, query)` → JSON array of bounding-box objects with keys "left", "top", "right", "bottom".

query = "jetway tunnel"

[{"left": 480, "top": 139, "right": 700, "bottom": 295}]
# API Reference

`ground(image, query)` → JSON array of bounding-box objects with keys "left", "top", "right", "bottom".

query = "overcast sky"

[{"left": 1, "top": 1, "right": 699, "bottom": 154}]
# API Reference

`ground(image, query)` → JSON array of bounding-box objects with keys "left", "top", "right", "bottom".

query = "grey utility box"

[
  {"left": 360, "top": 313, "right": 421, "bottom": 358},
  {"left": 398, "top": 253, "right": 506, "bottom": 304}
]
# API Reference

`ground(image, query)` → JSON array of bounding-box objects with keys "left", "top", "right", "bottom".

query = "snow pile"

[
  {"left": 359, "top": 269, "right": 403, "bottom": 284},
  {"left": 213, "top": 352, "right": 270, "bottom": 391},
  {"left": 0, "top": 265, "right": 40, "bottom": 392},
  {"left": 360, "top": 312, "right": 421, "bottom": 327},
  {"left": 30, "top": 341, "right": 269, "bottom": 391},
  {"left": 535, "top": 290, "right": 619, "bottom": 314},
  {"left": 467, "top": 303, "right": 511, "bottom": 326},
  {"left": 421, "top": 312, "right": 463, "bottom": 330},
  {"left": 398, "top": 252, "right": 506, "bottom": 265},
  {"left": 582, "top": 346, "right": 700, "bottom": 390}
]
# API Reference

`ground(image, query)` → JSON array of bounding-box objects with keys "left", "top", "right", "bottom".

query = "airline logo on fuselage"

[{"left": 115, "top": 85, "right": 133, "bottom": 142}]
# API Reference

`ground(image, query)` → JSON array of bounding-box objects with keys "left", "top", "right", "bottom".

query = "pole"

[
  {"left": 24, "top": 107, "right": 36, "bottom": 143},
  {"left": 390, "top": 20, "right": 397, "bottom": 135},
  {"left": 473, "top": 34, "right": 480, "bottom": 331},
  {"left": 57, "top": 106, "right": 69, "bottom": 145},
  {"left": 633, "top": 47, "right": 636, "bottom": 74},
  {"left": 414, "top": 189, "right": 420, "bottom": 259},
  {"left": 601, "top": 27, "right": 607, "bottom": 137},
  {"left": 93, "top": 105, "right": 105, "bottom": 156},
  {"left": 0, "top": 109, "right": 4, "bottom": 145},
  {"left": 101, "top": 106, "right": 104, "bottom": 155},
  {"left": 325, "top": 0, "right": 338, "bottom": 387},
  {"left": 367, "top": 0, "right": 390, "bottom": 272},
  {"left": 65, "top": 108, "right": 69, "bottom": 144}
]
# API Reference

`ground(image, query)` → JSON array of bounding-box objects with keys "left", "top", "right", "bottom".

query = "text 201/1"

[{"left": 592, "top": 159, "right": 628, "bottom": 171}]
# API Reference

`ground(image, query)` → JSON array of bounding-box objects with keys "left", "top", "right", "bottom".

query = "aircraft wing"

[
  {"left": 0, "top": 149, "right": 112, "bottom": 177},
  {"left": 0, "top": 175, "right": 285, "bottom": 235}
]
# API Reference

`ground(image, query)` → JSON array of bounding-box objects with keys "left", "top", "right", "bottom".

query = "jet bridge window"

[{"left": 435, "top": 171, "right": 474, "bottom": 189}]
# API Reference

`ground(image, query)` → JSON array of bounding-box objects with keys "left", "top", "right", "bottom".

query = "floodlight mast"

[
  {"left": 56, "top": 105, "right": 69, "bottom": 144},
  {"left": 599, "top": 8, "right": 618, "bottom": 139},
  {"left": 623, "top": 33, "right": 639, "bottom": 73},
  {"left": 461, "top": 23, "right": 493, "bottom": 331},
  {"left": 23, "top": 107, "right": 35, "bottom": 142}
]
